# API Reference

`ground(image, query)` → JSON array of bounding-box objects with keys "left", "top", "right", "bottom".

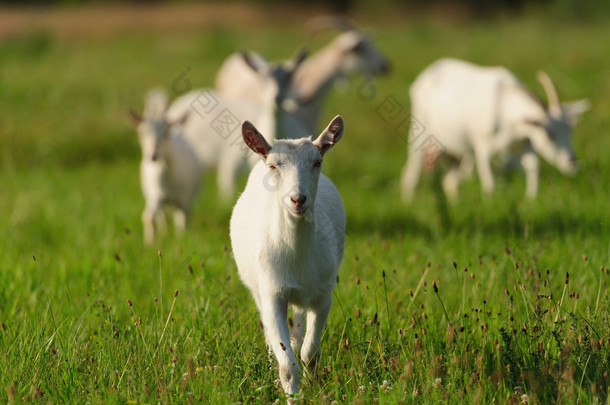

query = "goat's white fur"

[
  {"left": 230, "top": 115, "right": 346, "bottom": 396},
  {"left": 167, "top": 52, "right": 309, "bottom": 199},
  {"left": 215, "top": 21, "right": 389, "bottom": 133},
  {"left": 401, "top": 58, "right": 590, "bottom": 200},
  {"left": 132, "top": 89, "right": 201, "bottom": 244}
]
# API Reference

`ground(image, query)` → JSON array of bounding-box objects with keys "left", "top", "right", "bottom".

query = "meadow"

[{"left": 1, "top": 4, "right": 609, "bottom": 403}]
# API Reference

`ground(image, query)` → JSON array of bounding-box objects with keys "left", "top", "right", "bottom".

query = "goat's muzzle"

[{"left": 289, "top": 195, "right": 308, "bottom": 215}]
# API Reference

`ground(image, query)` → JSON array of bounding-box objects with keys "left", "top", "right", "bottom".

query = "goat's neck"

[
  {"left": 267, "top": 200, "right": 315, "bottom": 250},
  {"left": 292, "top": 43, "right": 345, "bottom": 106}
]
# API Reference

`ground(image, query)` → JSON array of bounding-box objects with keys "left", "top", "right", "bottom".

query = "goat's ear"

[
  {"left": 241, "top": 51, "right": 264, "bottom": 73},
  {"left": 242, "top": 120, "right": 272, "bottom": 158},
  {"left": 168, "top": 110, "right": 189, "bottom": 126},
  {"left": 524, "top": 118, "right": 546, "bottom": 128},
  {"left": 563, "top": 99, "right": 590, "bottom": 126},
  {"left": 127, "top": 109, "right": 143, "bottom": 125},
  {"left": 314, "top": 115, "right": 345, "bottom": 156}
]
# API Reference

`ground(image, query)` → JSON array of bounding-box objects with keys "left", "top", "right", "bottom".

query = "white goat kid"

[
  {"left": 215, "top": 17, "right": 389, "bottom": 133},
  {"left": 130, "top": 89, "right": 200, "bottom": 244},
  {"left": 401, "top": 58, "right": 590, "bottom": 201},
  {"left": 167, "top": 51, "right": 308, "bottom": 200},
  {"left": 230, "top": 116, "right": 346, "bottom": 397}
]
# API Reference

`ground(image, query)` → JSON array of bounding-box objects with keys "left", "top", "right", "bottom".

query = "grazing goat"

[
  {"left": 166, "top": 51, "right": 308, "bottom": 199},
  {"left": 400, "top": 58, "right": 590, "bottom": 200},
  {"left": 230, "top": 116, "right": 346, "bottom": 397},
  {"left": 215, "top": 16, "right": 389, "bottom": 133},
  {"left": 129, "top": 89, "right": 200, "bottom": 244}
]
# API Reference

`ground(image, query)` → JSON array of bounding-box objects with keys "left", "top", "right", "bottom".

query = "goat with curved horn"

[{"left": 401, "top": 58, "right": 590, "bottom": 201}]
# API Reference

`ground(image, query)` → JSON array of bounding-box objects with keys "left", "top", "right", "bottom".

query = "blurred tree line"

[{"left": 1, "top": 0, "right": 607, "bottom": 21}]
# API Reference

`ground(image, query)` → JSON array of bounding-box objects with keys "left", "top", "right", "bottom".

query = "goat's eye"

[
  {"left": 268, "top": 164, "right": 277, "bottom": 171},
  {"left": 313, "top": 161, "right": 322, "bottom": 168}
]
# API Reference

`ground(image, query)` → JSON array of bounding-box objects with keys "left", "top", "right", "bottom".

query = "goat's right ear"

[
  {"left": 127, "top": 109, "right": 143, "bottom": 125},
  {"left": 314, "top": 115, "right": 345, "bottom": 156},
  {"left": 242, "top": 121, "right": 272, "bottom": 158}
]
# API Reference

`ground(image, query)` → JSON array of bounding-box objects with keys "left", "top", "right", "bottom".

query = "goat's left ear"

[
  {"left": 242, "top": 120, "right": 272, "bottom": 159},
  {"left": 563, "top": 99, "right": 591, "bottom": 126},
  {"left": 314, "top": 115, "right": 345, "bottom": 156}
]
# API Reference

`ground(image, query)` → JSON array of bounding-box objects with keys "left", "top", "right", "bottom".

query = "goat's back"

[
  {"left": 167, "top": 89, "right": 272, "bottom": 167},
  {"left": 410, "top": 58, "right": 520, "bottom": 154},
  {"left": 215, "top": 52, "right": 268, "bottom": 103}
]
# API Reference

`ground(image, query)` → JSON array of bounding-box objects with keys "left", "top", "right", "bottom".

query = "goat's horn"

[{"left": 537, "top": 71, "right": 562, "bottom": 118}]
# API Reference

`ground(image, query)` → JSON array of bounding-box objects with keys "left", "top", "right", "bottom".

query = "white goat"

[
  {"left": 167, "top": 51, "right": 308, "bottom": 199},
  {"left": 230, "top": 115, "right": 346, "bottom": 397},
  {"left": 129, "top": 89, "right": 200, "bottom": 244},
  {"left": 400, "top": 58, "right": 590, "bottom": 200},
  {"left": 215, "top": 16, "right": 389, "bottom": 133}
]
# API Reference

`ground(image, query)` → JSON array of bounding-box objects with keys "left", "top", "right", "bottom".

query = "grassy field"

[{"left": 1, "top": 4, "right": 609, "bottom": 404}]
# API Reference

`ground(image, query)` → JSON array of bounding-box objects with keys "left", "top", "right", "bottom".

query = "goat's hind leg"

[
  {"left": 442, "top": 154, "right": 473, "bottom": 201},
  {"left": 400, "top": 145, "right": 425, "bottom": 203}
]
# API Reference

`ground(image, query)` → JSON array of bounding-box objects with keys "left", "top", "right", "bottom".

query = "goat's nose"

[{"left": 290, "top": 195, "right": 306, "bottom": 207}]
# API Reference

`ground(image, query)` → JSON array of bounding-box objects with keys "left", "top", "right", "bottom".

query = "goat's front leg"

[
  {"left": 142, "top": 203, "right": 165, "bottom": 244},
  {"left": 301, "top": 293, "right": 332, "bottom": 371},
  {"left": 520, "top": 150, "right": 539, "bottom": 199},
  {"left": 173, "top": 207, "right": 188, "bottom": 235},
  {"left": 142, "top": 208, "right": 155, "bottom": 245},
  {"left": 290, "top": 305, "right": 306, "bottom": 357},
  {"left": 474, "top": 146, "right": 494, "bottom": 194},
  {"left": 260, "top": 291, "right": 301, "bottom": 395}
]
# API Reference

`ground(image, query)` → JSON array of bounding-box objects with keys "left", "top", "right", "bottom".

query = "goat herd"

[{"left": 128, "top": 16, "right": 589, "bottom": 397}]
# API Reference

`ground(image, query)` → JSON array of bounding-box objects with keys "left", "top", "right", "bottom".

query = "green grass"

[{"left": 1, "top": 9, "right": 610, "bottom": 404}]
